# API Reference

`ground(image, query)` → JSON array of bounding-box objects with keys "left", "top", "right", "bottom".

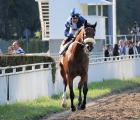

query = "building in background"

[{"left": 35, "top": 0, "right": 113, "bottom": 55}]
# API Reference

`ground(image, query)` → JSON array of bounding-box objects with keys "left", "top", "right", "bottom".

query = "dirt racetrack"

[{"left": 42, "top": 86, "right": 140, "bottom": 120}]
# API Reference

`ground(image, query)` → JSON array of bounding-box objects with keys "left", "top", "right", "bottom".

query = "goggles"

[{"left": 71, "top": 14, "right": 79, "bottom": 18}]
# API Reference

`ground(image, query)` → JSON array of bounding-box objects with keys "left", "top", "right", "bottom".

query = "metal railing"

[{"left": 0, "top": 62, "right": 52, "bottom": 76}]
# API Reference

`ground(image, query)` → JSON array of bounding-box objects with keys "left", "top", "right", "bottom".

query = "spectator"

[
  {"left": 0, "top": 49, "right": 2, "bottom": 54},
  {"left": 113, "top": 44, "right": 119, "bottom": 56},
  {"left": 124, "top": 40, "right": 129, "bottom": 55},
  {"left": 7, "top": 46, "right": 14, "bottom": 54},
  {"left": 105, "top": 45, "right": 112, "bottom": 57},
  {"left": 119, "top": 40, "right": 125, "bottom": 55},
  {"left": 128, "top": 41, "right": 138, "bottom": 55},
  {"left": 130, "top": 21, "right": 140, "bottom": 45},
  {"left": 12, "top": 41, "right": 25, "bottom": 54},
  {"left": 136, "top": 41, "right": 140, "bottom": 54}
]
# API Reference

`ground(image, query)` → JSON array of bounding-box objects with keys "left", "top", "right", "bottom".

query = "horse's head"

[
  {"left": 82, "top": 20, "right": 97, "bottom": 45},
  {"left": 75, "top": 20, "right": 97, "bottom": 52}
]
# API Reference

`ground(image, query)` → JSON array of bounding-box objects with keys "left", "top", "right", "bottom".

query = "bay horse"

[{"left": 59, "top": 20, "right": 97, "bottom": 111}]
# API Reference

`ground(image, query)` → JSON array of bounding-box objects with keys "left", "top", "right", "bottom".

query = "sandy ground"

[{"left": 40, "top": 86, "right": 140, "bottom": 120}]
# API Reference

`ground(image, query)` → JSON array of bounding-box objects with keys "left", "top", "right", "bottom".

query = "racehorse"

[{"left": 59, "top": 20, "right": 97, "bottom": 111}]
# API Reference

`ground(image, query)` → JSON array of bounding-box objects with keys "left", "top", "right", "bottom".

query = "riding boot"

[
  {"left": 62, "top": 37, "right": 71, "bottom": 46},
  {"left": 59, "top": 37, "right": 73, "bottom": 55}
]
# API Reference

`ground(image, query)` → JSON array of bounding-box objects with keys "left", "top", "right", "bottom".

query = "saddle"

[{"left": 59, "top": 28, "right": 83, "bottom": 55}]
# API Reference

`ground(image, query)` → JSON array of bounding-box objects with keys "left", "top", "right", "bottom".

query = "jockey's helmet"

[{"left": 70, "top": 8, "right": 80, "bottom": 18}]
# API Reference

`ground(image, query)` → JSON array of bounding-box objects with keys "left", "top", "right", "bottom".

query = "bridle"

[
  {"left": 75, "top": 40, "right": 85, "bottom": 46},
  {"left": 75, "top": 26, "right": 95, "bottom": 46}
]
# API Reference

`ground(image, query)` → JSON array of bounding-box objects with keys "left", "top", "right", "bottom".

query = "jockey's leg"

[
  {"left": 59, "top": 37, "right": 74, "bottom": 55},
  {"left": 62, "top": 37, "right": 72, "bottom": 45}
]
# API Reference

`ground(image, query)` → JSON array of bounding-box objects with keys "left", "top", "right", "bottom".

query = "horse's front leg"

[
  {"left": 77, "top": 85, "right": 82, "bottom": 110},
  {"left": 60, "top": 65, "right": 67, "bottom": 108},
  {"left": 69, "top": 86, "right": 76, "bottom": 111},
  {"left": 62, "top": 83, "right": 67, "bottom": 108},
  {"left": 78, "top": 73, "right": 88, "bottom": 110},
  {"left": 81, "top": 81, "right": 88, "bottom": 110},
  {"left": 68, "top": 76, "right": 76, "bottom": 112}
]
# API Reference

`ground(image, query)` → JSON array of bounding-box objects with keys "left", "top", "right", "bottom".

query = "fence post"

[
  {"left": 13, "top": 68, "right": 16, "bottom": 74},
  {"left": 2, "top": 69, "right": 5, "bottom": 75}
]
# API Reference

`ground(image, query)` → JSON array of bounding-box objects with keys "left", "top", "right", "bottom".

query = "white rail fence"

[
  {"left": 0, "top": 55, "right": 140, "bottom": 105},
  {"left": 26, "top": 53, "right": 103, "bottom": 62}
]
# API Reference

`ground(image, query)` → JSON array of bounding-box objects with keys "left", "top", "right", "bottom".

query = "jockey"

[
  {"left": 62, "top": 8, "right": 86, "bottom": 45},
  {"left": 59, "top": 8, "right": 94, "bottom": 55}
]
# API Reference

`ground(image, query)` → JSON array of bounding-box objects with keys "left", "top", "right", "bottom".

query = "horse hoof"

[
  {"left": 70, "top": 106, "right": 76, "bottom": 112},
  {"left": 80, "top": 104, "right": 86, "bottom": 110},
  {"left": 77, "top": 105, "right": 86, "bottom": 110},
  {"left": 77, "top": 106, "right": 81, "bottom": 110},
  {"left": 62, "top": 103, "right": 67, "bottom": 108}
]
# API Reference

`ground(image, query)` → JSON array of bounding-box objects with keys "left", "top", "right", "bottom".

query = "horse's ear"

[
  {"left": 93, "top": 22, "right": 97, "bottom": 28},
  {"left": 83, "top": 20, "right": 87, "bottom": 28}
]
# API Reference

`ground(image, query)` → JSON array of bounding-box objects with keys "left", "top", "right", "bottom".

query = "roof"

[{"left": 80, "top": 0, "right": 113, "bottom": 5}]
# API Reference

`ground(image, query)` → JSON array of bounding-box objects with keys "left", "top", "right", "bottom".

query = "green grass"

[{"left": 0, "top": 77, "right": 140, "bottom": 120}]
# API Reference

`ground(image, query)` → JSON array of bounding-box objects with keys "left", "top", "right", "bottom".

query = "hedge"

[{"left": 0, "top": 55, "right": 56, "bottom": 83}]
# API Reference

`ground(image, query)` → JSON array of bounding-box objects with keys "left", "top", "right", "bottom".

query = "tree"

[
  {"left": 0, "top": 0, "right": 40, "bottom": 40},
  {"left": 116, "top": 0, "right": 140, "bottom": 34}
]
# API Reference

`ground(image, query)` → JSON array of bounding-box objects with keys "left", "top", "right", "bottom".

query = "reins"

[{"left": 75, "top": 40, "right": 85, "bottom": 46}]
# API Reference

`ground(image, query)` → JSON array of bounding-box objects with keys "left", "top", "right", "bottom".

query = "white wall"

[
  {"left": 9, "top": 70, "right": 53, "bottom": 104},
  {"left": 49, "top": 0, "right": 79, "bottom": 39},
  {"left": 0, "top": 76, "right": 7, "bottom": 105},
  {"left": 0, "top": 63, "right": 53, "bottom": 104},
  {"left": 88, "top": 56, "right": 140, "bottom": 82},
  {"left": 84, "top": 16, "right": 106, "bottom": 39},
  {"left": 49, "top": 0, "right": 106, "bottom": 39}
]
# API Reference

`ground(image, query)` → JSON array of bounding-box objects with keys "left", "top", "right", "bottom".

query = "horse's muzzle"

[{"left": 84, "top": 38, "right": 96, "bottom": 45}]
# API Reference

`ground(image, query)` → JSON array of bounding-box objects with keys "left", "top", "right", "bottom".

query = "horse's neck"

[
  {"left": 72, "top": 34, "right": 84, "bottom": 57},
  {"left": 76, "top": 32, "right": 83, "bottom": 43}
]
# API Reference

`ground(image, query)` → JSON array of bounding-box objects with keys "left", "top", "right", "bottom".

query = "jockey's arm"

[{"left": 64, "top": 23, "right": 74, "bottom": 38}]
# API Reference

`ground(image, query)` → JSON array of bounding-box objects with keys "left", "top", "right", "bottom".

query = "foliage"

[
  {"left": 0, "top": 55, "right": 56, "bottom": 83},
  {"left": 0, "top": 0, "right": 40, "bottom": 39},
  {"left": 104, "top": 0, "right": 140, "bottom": 35},
  {"left": 34, "top": 30, "right": 42, "bottom": 39},
  {"left": 0, "top": 78, "right": 140, "bottom": 120}
]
